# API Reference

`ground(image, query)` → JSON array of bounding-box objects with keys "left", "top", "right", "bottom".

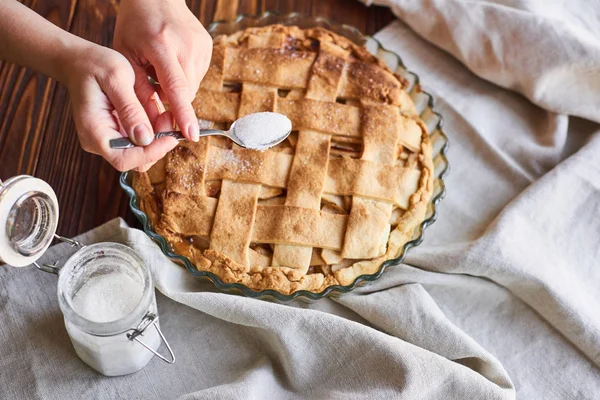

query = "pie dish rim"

[{"left": 120, "top": 11, "right": 449, "bottom": 302}]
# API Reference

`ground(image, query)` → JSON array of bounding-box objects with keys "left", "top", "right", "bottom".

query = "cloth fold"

[
  {"left": 2, "top": 3, "right": 600, "bottom": 398},
  {"left": 0, "top": 218, "right": 514, "bottom": 399},
  {"left": 362, "top": 0, "right": 600, "bottom": 124}
]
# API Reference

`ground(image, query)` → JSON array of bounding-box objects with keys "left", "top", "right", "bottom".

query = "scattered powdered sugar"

[
  {"left": 209, "top": 148, "right": 262, "bottom": 175},
  {"left": 72, "top": 270, "right": 143, "bottom": 323},
  {"left": 232, "top": 112, "right": 292, "bottom": 151},
  {"left": 177, "top": 172, "right": 197, "bottom": 191}
]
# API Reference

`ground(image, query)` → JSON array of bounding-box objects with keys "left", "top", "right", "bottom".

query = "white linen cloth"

[
  {"left": 362, "top": 0, "right": 600, "bottom": 124},
  {"left": 1, "top": 2, "right": 600, "bottom": 398}
]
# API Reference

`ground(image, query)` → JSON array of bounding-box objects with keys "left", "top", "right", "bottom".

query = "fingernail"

[
  {"left": 188, "top": 125, "right": 199, "bottom": 142},
  {"left": 133, "top": 125, "right": 153, "bottom": 146}
]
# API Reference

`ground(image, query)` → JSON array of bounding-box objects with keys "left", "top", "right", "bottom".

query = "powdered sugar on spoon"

[
  {"left": 230, "top": 112, "right": 292, "bottom": 150},
  {"left": 109, "top": 112, "right": 292, "bottom": 151}
]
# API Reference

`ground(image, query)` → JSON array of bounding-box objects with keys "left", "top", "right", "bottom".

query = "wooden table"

[{"left": 0, "top": 0, "right": 394, "bottom": 237}]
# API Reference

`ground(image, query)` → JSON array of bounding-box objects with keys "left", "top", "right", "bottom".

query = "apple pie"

[{"left": 133, "top": 24, "right": 434, "bottom": 294}]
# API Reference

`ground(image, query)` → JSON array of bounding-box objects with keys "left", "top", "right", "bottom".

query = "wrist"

[
  {"left": 48, "top": 35, "right": 93, "bottom": 85},
  {"left": 0, "top": 1, "right": 97, "bottom": 85}
]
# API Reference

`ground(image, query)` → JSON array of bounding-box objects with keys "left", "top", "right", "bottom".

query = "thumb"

[{"left": 103, "top": 70, "right": 154, "bottom": 146}]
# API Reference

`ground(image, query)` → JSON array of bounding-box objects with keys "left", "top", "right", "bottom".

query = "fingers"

[
  {"left": 181, "top": 30, "right": 212, "bottom": 107},
  {"left": 110, "top": 136, "right": 178, "bottom": 172},
  {"left": 101, "top": 66, "right": 154, "bottom": 146},
  {"left": 154, "top": 109, "right": 176, "bottom": 132},
  {"left": 73, "top": 84, "right": 178, "bottom": 172},
  {"left": 77, "top": 114, "right": 177, "bottom": 172},
  {"left": 67, "top": 45, "right": 181, "bottom": 172},
  {"left": 137, "top": 110, "right": 176, "bottom": 172},
  {"left": 149, "top": 49, "right": 199, "bottom": 142},
  {"left": 182, "top": 62, "right": 198, "bottom": 100},
  {"left": 108, "top": 109, "right": 178, "bottom": 172},
  {"left": 196, "top": 29, "right": 213, "bottom": 86},
  {"left": 131, "top": 62, "right": 162, "bottom": 125}
]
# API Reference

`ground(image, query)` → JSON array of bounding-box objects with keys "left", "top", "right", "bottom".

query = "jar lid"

[{"left": 0, "top": 176, "right": 59, "bottom": 267}]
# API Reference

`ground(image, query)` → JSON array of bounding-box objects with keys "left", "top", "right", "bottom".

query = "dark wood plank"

[
  {"left": 214, "top": 0, "right": 240, "bottom": 20},
  {"left": 237, "top": 0, "right": 258, "bottom": 15},
  {"left": 33, "top": 0, "right": 134, "bottom": 237},
  {"left": 0, "top": 0, "right": 77, "bottom": 181},
  {"left": 311, "top": 0, "right": 381, "bottom": 33},
  {"left": 365, "top": 5, "right": 396, "bottom": 36},
  {"left": 261, "top": 0, "right": 311, "bottom": 15},
  {"left": 188, "top": 0, "right": 218, "bottom": 26},
  {"left": 1, "top": 0, "right": 397, "bottom": 238}
]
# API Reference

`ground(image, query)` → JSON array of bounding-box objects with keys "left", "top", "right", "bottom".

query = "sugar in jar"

[
  {"left": 57, "top": 242, "right": 173, "bottom": 376},
  {"left": 0, "top": 176, "right": 174, "bottom": 376}
]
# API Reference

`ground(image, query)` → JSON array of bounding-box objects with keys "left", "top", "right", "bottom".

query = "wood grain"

[
  {"left": 214, "top": 0, "right": 240, "bottom": 21},
  {"left": 0, "top": 0, "right": 395, "bottom": 238},
  {"left": 0, "top": 0, "right": 77, "bottom": 180},
  {"left": 261, "top": 0, "right": 311, "bottom": 16},
  {"left": 33, "top": 0, "right": 133, "bottom": 237}
]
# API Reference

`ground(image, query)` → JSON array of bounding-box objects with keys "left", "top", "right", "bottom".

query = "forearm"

[{"left": 0, "top": 1, "right": 89, "bottom": 83}]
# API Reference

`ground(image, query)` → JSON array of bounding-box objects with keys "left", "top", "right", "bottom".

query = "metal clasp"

[
  {"left": 127, "top": 313, "right": 175, "bottom": 364},
  {"left": 33, "top": 234, "right": 85, "bottom": 275}
]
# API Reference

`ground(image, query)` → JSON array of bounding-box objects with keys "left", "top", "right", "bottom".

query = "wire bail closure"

[
  {"left": 33, "top": 234, "right": 85, "bottom": 275},
  {"left": 28, "top": 229, "right": 176, "bottom": 365},
  {"left": 127, "top": 313, "right": 175, "bottom": 364}
]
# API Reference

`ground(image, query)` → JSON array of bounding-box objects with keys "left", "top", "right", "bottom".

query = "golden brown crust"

[{"left": 134, "top": 24, "right": 434, "bottom": 295}]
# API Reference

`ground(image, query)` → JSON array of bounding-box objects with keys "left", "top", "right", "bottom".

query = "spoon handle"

[
  {"left": 109, "top": 131, "right": 186, "bottom": 149},
  {"left": 109, "top": 128, "right": 231, "bottom": 149},
  {"left": 198, "top": 128, "right": 227, "bottom": 137}
]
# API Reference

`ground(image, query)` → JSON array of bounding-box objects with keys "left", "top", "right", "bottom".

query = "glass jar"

[
  {"left": 0, "top": 175, "right": 59, "bottom": 267},
  {"left": 58, "top": 243, "right": 173, "bottom": 376},
  {"left": 0, "top": 176, "right": 174, "bottom": 376}
]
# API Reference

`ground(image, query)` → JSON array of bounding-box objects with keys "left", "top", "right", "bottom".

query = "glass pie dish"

[{"left": 120, "top": 12, "right": 449, "bottom": 302}]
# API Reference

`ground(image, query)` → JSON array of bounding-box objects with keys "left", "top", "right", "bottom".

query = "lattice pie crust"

[{"left": 133, "top": 25, "right": 434, "bottom": 294}]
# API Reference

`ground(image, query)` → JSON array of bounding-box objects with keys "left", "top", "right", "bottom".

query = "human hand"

[
  {"left": 63, "top": 43, "right": 178, "bottom": 172},
  {"left": 113, "top": 0, "right": 212, "bottom": 142},
  {"left": 0, "top": 1, "right": 177, "bottom": 171}
]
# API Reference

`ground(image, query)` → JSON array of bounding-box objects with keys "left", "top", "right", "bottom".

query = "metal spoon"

[{"left": 109, "top": 112, "right": 292, "bottom": 150}]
